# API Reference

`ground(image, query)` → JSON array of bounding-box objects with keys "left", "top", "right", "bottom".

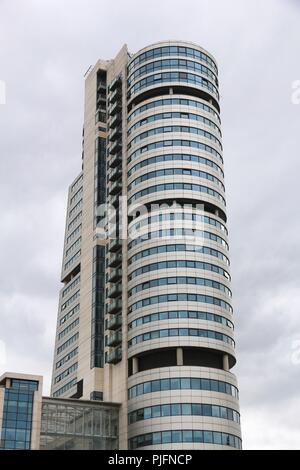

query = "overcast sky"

[{"left": 0, "top": 0, "right": 300, "bottom": 450}]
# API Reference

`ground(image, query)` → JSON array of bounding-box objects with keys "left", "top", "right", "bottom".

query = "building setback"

[{"left": 50, "top": 41, "right": 242, "bottom": 450}]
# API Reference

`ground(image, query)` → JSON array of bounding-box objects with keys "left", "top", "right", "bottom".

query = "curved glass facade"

[
  {"left": 129, "top": 430, "right": 242, "bottom": 450},
  {"left": 128, "top": 376, "right": 239, "bottom": 399},
  {"left": 128, "top": 327, "right": 235, "bottom": 348},
  {"left": 128, "top": 152, "right": 224, "bottom": 177},
  {"left": 128, "top": 111, "right": 221, "bottom": 136},
  {"left": 128, "top": 402, "right": 240, "bottom": 424},
  {"left": 125, "top": 41, "right": 241, "bottom": 449},
  {"left": 128, "top": 310, "right": 234, "bottom": 330},
  {"left": 128, "top": 97, "right": 221, "bottom": 123}
]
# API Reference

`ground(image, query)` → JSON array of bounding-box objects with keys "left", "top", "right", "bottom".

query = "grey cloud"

[{"left": 0, "top": 0, "right": 299, "bottom": 448}]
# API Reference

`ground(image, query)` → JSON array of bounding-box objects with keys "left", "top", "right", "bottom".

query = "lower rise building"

[{"left": 0, "top": 372, "right": 119, "bottom": 450}]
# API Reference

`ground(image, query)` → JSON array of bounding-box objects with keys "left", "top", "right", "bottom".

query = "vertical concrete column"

[
  {"left": 223, "top": 354, "right": 229, "bottom": 371},
  {"left": 176, "top": 348, "right": 183, "bottom": 366},
  {"left": 132, "top": 357, "right": 139, "bottom": 374},
  {"left": 169, "top": 87, "right": 173, "bottom": 95}
]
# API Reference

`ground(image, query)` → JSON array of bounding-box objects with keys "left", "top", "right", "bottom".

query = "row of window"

[
  {"left": 128, "top": 46, "right": 218, "bottom": 73},
  {"left": 70, "top": 186, "right": 83, "bottom": 206},
  {"left": 128, "top": 97, "right": 220, "bottom": 123},
  {"left": 128, "top": 167, "right": 224, "bottom": 192},
  {"left": 128, "top": 182, "right": 226, "bottom": 206},
  {"left": 10, "top": 380, "right": 38, "bottom": 391},
  {"left": 2, "top": 419, "right": 32, "bottom": 431},
  {"left": 57, "top": 333, "right": 79, "bottom": 355},
  {"left": 61, "top": 275, "right": 80, "bottom": 298},
  {"left": 61, "top": 290, "right": 80, "bottom": 311},
  {"left": 128, "top": 139, "right": 223, "bottom": 165},
  {"left": 68, "top": 199, "right": 82, "bottom": 218},
  {"left": 3, "top": 407, "right": 33, "bottom": 419},
  {"left": 66, "top": 223, "right": 82, "bottom": 245},
  {"left": 52, "top": 377, "right": 77, "bottom": 398},
  {"left": 65, "top": 236, "right": 81, "bottom": 258},
  {"left": 129, "top": 244, "right": 229, "bottom": 267},
  {"left": 128, "top": 152, "right": 223, "bottom": 178},
  {"left": 64, "top": 250, "right": 81, "bottom": 271},
  {"left": 127, "top": 72, "right": 218, "bottom": 100},
  {"left": 70, "top": 173, "right": 83, "bottom": 193},
  {"left": 3, "top": 394, "right": 34, "bottom": 405},
  {"left": 129, "top": 430, "right": 241, "bottom": 449},
  {"left": 128, "top": 125, "right": 222, "bottom": 150},
  {"left": 56, "top": 347, "right": 78, "bottom": 369},
  {"left": 128, "top": 58, "right": 218, "bottom": 86},
  {"left": 58, "top": 317, "right": 79, "bottom": 340},
  {"left": 128, "top": 402, "right": 240, "bottom": 424},
  {"left": 129, "top": 327, "right": 234, "bottom": 348},
  {"left": 128, "top": 111, "right": 221, "bottom": 137},
  {"left": 128, "top": 376, "right": 238, "bottom": 400},
  {"left": 130, "top": 211, "right": 227, "bottom": 235},
  {"left": 128, "top": 292, "right": 232, "bottom": 314},
  {"left": 60, "top": 304, "right": 80, "bottom": 325},
  {"left": 67, "top": 211, "right": 82, "bottom": 231},
  {"left": 54, "top": 362, "right": 78, "bottom": 384},
  {"left": 129, "top": 259, "right": 230, "bottom": 282},
  {"left": 128, "top": 228, "right": 228, "bottom": 252},
  {"left": 129, "top": 275, "right": 232, "bottom": 298},
  {"left": 128, "top": 309, "right": 233, "bottom": 330}
]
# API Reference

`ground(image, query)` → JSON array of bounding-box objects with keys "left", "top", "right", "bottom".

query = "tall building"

[{"left": 50, "top": 41, "right": 242, "bottom": 450}]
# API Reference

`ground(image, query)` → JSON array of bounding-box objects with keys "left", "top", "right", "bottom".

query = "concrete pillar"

[
  {"left": 223, "top": 354, "right": 229, "bottom": 371},
  {"left": 132, "top": 357, "right": 139, "bottom": 375},
  {"left": 169, "top": 87, "right": 173, "bottom": 95},
  {"left": 176, "top": 348, "right": 183, "bottom": 366}
]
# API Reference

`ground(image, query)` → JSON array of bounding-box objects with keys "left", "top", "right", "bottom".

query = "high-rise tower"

[{"left": 51, "top": 41, "right": 242, "bottom": 450}]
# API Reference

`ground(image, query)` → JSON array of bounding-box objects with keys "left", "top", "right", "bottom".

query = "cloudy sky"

[{"left": 0, "top": 0, "right": 300, "bottom": 449}]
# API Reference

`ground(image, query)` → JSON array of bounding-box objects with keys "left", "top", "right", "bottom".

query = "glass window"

[
  {"left": 214, "top": 432, "right": 222, "bottom": 445},
  {"left": 152, "top": 406, "right": 161, "bottom": 418},
  {"left": 194, "top": 430, "right": 203, "bottom": 443},
  {"left": 201, "top": 379, "right": 211, "bottom": 391},
  {"left": 161, "top": 404, "right": 171, "bottom": 416},
  {"left": 182, "top": 404, "right": 191, "bottom": 415},
  {"left": 192, "top": 404, "right": 202, "bottom": 416},
  {"left": 212, "top": 405, "right": 220, "bottom": 417},
  {"left": 191, "top": 378, "right": 200, "bottom": 389},
  {"left": 171, "top": 404, "right": 181, "bottom": 416},
  {"left": 172, "top": 430, "right": 182, "bottom": 443},
  {"left": 204, "top": 431, "right": 213, "bottom": 443},
  {"left": 211, "top": 380, "right": 219, "bottom": 392},
  {"left": 181, "top": 378, "right": 191, "bottom": 389},
  {"left": 152, "top": 432, "right": 161, "bottom": 444},
  {"left": 183, "top": 430, "right": 193, "bottom": 442},
  {"left": 162, "top": 431, "right": 172, "bottom": 444},
  {"left": 202, "top": 404, "right": 211, "bottom": 416},
  {"left": 161, "top": 379, "right": 170, "bottom": 391},
  {"left": 170, "top": 378, "right": 180, "bottom": 390},
  {"left": 151, "top": 380, "right": 161, "bottom": 392}
]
